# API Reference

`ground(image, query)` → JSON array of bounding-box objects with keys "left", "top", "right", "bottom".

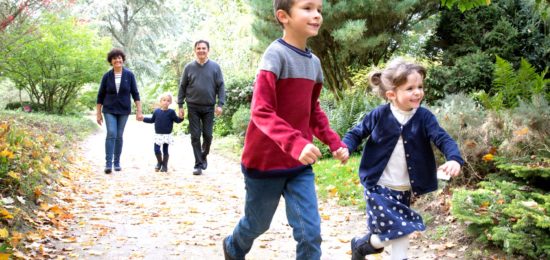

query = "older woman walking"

[{"left": 96, "top": 48, "right": 143, "bottom": 174}]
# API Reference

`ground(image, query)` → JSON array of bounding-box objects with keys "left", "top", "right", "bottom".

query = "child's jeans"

[
  {"left": 154, "top": 143, "right": 169, "bottom": 155},
  {"left": 225, "top": 167, "right": 322, "bottom": 260}
]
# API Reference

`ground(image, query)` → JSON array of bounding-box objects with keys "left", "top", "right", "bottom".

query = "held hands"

[
  {"left": 332, "top": 147, "right": 349, "bottom": 164},
  {"left": 298, "top": 143, "right": 322, "bottom": 165},
  {"left": 136, "top": 111, "right": 144, "bottom": 121},
  {"left": 178, "top": 108, "right": 185, "bottom": 119},
  {"left": 437, "top": 160, "right": 461, "bottom": 179}
]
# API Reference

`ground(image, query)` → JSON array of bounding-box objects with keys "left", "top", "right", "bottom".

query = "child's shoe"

[
  {"left": 160, "top": 155, "right": 169, "bottom": 172},
  {"left": 351, "top": 233, "right": 383, "bottom": 260},
  {"left": 155, "top": 153, "right": 162, "bottom": 172}
]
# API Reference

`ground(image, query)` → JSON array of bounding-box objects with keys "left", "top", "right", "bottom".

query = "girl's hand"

[
  {"left": 332, "top": 147, "right": 349, "bottom": 164},
  {"left": 438, "top": 160, "right": 461, "bottom": 177}
]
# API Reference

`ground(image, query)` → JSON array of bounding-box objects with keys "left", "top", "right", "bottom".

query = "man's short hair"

[
  {"left": 107, "top": 48, "right": 126, "bottom": 64},
  {"left": 273, "top": 0, "right": 294, "bottom": 26},
  {"left": 194, "top": 40, "right": 210, "bottom": 50}
]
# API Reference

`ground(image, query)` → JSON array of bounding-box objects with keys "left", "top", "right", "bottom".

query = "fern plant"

[{"left": 477, "top": 56, "right": 550, "bottom": 110}]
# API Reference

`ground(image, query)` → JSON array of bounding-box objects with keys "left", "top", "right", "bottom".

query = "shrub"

[
  {"left": 451, "top": 175, "right": 550, "bottom": 259},
  {"left": 217, "top": 75, "right": 254, "bottom": 136},
  {"left": 431, "top": 93, "right": 495, "bottom": 183},
  {"left": 317, "top": 88, "right": 382, "bottom": 157},
  {"left": 231, "top": 106, "right": 250, "bottom": 140},
  {"left": 425, "top": 52, "right": 494, "bottom": 103},
  {"left": 4, "top": 102, "right": 46, "bottom": 112}
]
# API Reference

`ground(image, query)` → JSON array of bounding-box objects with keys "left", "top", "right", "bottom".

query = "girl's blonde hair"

[
  {"left": 159, "top": 92, "right": 173, "bottom": 103},
  {"left": 369, "top": 58, "right": 426, "bottom": 99}
]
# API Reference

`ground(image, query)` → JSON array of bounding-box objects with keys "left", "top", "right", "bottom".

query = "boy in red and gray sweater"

[{"left": 222, "top": 0, "right": 349, "bottom": 259}]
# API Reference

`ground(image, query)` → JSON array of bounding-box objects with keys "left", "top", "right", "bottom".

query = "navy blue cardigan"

[
  {"left": 143, "top": 108, "right": 183, "bottom": 134},
  {"left": 96, "top": 68, "right": 140, "bottom": 115},
  {"left": 343, "top": 104, "right": 464, "bottom": 196}
]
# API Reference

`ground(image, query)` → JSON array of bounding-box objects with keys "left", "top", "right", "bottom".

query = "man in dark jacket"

[{"left": 177, "top": 40, "right": 225, "bottom": 175}]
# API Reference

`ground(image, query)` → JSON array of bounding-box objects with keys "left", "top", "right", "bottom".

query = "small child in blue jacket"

[
  {"left": 343, "top": 58, "right": 464, "bottom": 260},
  {"left": 143, "top": 93, "right": 183, "bottom": 172}
]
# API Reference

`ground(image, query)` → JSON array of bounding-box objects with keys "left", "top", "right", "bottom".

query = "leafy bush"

[
  {"left": 216, "top": 75, "right": 253, "bottom": 136},
  {"left": 75, "top": 89, "right": 97, "bottom": 111},
  {"left": 431, "top": 93, "right": 494, "bottom": 183},
  {"left": 450, "top": 95, "right": 550, "bottom": 259},
  {"left": 317, "top": 88, "right": 382, "bottom": 157},
  {"left": 4, "top": 102, "right": 46, "bottom": 112},
  {"left": 231, "top": 106, "right": 250, "bottom": 139},
  {"left": 425, "top": 52, "right": 494, "bottom": 103}
]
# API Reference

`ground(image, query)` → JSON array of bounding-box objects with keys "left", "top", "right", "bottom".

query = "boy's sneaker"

[
  {"left": 104, "top": 167, "right": 112, "bottom": 174},
  {"left": 114, "top": 163, "right": 121, "bottom": 171},
  {"left": 351, "top": 233, "right": 383, "bottom": 260},
  {"left": 222, "top": 236, "right": 235, "bottom": 260}
]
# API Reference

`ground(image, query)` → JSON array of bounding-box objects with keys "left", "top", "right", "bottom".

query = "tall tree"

[
  {"left": 76, "top": 0, "right": 179, "bottom": 80},
  {"left": 0, "top": 0, "right": 65, "bottom": 73},
  {"left": 424, "top": 0, "right": 550, "bottom": 98},
  {"left": 248, "top": 0, "right": 440, "bottom": 99},
  {"left": 2, "top": 14, "right": 109, "bottom": 113}
]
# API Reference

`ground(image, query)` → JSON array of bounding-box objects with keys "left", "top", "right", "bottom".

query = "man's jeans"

[
  {"left": 103, "top": 113, "right": 128, "bottom": 167},
  {"left": 187, "top": 105, "right": 214, "bottom": 168},
  {"left": 225, "top": 168, "right": 322, "bottom": 260}
]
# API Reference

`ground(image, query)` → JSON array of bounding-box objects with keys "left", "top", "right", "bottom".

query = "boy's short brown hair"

[{"left": 273, "top": 0, "right": 294, "bottom": 26}]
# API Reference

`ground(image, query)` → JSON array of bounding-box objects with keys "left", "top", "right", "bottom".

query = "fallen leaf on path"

[{"left": 338, "top": 237, "right": 350, "bottom": 243}]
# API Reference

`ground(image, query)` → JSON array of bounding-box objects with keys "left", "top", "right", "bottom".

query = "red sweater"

[{"left": 241, "top": 39, "right": 345, "bottom": 178}]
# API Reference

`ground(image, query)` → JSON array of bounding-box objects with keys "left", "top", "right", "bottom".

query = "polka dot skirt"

[
  {"left": 365, "top": 185, "right": 425, "bottom": 241},
  {"left": 153, "top": 134, "right": 175, "bottom": 146}
]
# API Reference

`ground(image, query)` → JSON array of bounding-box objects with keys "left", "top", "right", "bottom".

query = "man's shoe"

[
  {"left": 351, "top": 233, "right": 383, "bottom": 260},
  {"left": 201, "top": 159, "right": 207, "bottom": 170},
  {"left": 192, "top": 167, "right": 202, "bottom": 175},
  {"left": 222, "top": 236, "right": 235, "bottom": 260}
]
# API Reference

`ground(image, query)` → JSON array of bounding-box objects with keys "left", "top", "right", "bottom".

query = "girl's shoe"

[
  {"left": 160, "top": 155, "right": 169, "bottom": 172},
  {"left": 155, "top": 153, "right": 162, "bottom": 172},
  {"left": 351, "top": 233, "right": 383, "bottom": 260}
]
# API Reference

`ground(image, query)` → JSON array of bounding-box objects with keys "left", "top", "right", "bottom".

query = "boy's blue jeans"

[
  {"left": 225, "top": 168, "right": 322, "bottom": 260},
  {"left": 103, "top": 113, "right": 128, "bottom": 167}
]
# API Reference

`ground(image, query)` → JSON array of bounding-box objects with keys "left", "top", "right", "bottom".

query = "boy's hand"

[
  {"left": 437, "top": 160, "right": 461, "bottom": 178},
  {"left": 299, "top": 143, "right": 322, "bottom": 165},
  {"left": 332, "top": 147, "right": 349, "bottom": 164}
]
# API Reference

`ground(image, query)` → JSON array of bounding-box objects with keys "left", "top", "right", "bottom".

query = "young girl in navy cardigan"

[
  {"left": 143, "top": 93, "right": 183, "bottom": 172},
  {"left": 344, "top": 58, "right": 463, "bottom": 260}
]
